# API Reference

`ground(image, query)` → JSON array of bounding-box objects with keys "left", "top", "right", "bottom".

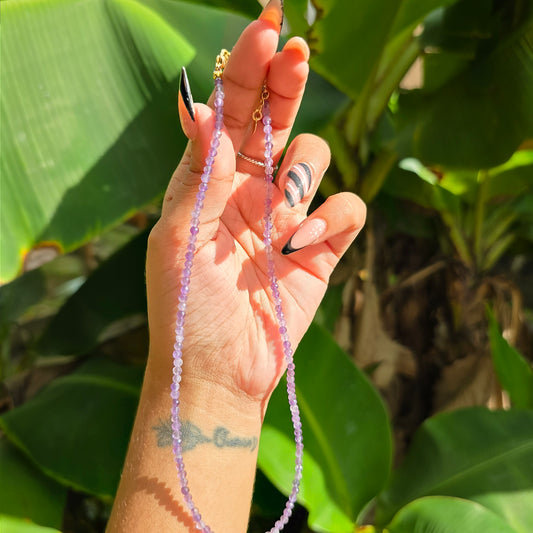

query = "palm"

[{"left": 201, "top": 170, "right": 329, "bottom": 396}]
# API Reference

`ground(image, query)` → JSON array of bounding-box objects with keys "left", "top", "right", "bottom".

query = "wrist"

[{"left": 144, "top": 353, "right": 265, "bottom": 428}]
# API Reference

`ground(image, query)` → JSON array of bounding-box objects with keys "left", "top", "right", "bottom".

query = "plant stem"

[
  {"left": 324, "top": 121, "right": 359, "bottom": 191},
  {"left": 359, "top": 149, "right": 397, "bottom": 202},
  {"left": 441, "top": 211, "right": 473, "bottom": 268},
  {"left": 474, "top": 169, "right": 489, "bottom": 270},
  {"left": 344, "top": 31, "right": 420, "bottom": 168},
  {"left": 344, "top": 66, "right": 378, "bottom": 151},
  {"left": 367, "top": 37, "right": 420, "bottom": 130}
]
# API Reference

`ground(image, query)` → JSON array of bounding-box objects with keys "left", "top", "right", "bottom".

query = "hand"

[{"left": 146, "top": 1, "right": 366, "bottom": 408}]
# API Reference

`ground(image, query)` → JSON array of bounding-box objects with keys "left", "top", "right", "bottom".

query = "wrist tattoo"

[{"left": 152, "top": 418, "right": 258, "bottom": 452}]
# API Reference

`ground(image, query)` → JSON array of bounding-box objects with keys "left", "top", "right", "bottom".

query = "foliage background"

[{"left": 1, "top": 0, "right": 532, "bottom": 532}]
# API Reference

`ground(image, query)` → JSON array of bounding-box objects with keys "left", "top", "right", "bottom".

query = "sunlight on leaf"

[
  {"left": 386, "top": 496, "right": 517, "bottom": 533},
  {"left": 259, "top": 322, "right": 392, "bottom": 532}
]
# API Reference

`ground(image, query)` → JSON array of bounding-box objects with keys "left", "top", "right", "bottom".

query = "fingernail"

[
  {"left": 282, "top": 218, "right": 327, "bottom": 255},
  {"left": 259, "top": 0, "right": 283, "bottom": 32},
  {"left": 282, "top": 37, "right": 310, "bottom": 62},
  {"left": 178, "top": 67, "right": 197, "bottom": 139},
  {"left": 284, "top": 162, "right": 313, "bottom": 208},
  {"left": 179, "top": 67, "right": 195, "bottom": 122}
]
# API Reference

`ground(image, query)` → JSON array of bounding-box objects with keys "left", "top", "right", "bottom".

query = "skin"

[{"left": 107, "top": 2, "right": 366, "bottom": 532}]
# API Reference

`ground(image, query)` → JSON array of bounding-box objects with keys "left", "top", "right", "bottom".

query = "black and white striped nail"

[{"left": 284, "top": 163, "right": 313, "bottom": 208}]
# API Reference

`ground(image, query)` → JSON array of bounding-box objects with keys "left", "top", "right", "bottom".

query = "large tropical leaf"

[
  {"left": 0, "top": 516, "right": 61, "bottom": 533},
  {"left": 0, "top": 269, "right": 46, "bottom": 329},
  {"left": 439, "top": 150, "right": 533, "bottom": 202},
  {"left": 0, "top": 357, "right": 143, "bottom": 497},
  {"left": 0, "top": 0, "right": 248, "bottom": 284},
  {"left": 487, "top": 309, "right": 533, "bottom": 410},
  {"left": 307, "top": 0, "right": 460, "bottom": 101},
  {"left": 396, "top": 3, "right": 533, "bottom": 168},
  {"left": 386, "top": 496, "right": 518, "bottom": 533},
  {"left": 258, "top": 322, "right": 392, "bottom": 532},
  {"left": 0, "top": 437, "right": 66, "bottom": 529},
  {"left": 37, "top": 228, "right": 149, "bottom": 356},
  {"left": 375, "top": 408, "right": 533, "bottom": 533},
  {"left": 179, "top": 0, "right": 259, "bottom": 20}
]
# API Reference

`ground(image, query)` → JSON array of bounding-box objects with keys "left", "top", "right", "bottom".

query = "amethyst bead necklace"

[{"left": 171, "top": 50, "right": 303, "bottom": 532}]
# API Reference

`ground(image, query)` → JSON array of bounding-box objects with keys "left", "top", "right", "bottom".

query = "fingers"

[
  {"left": 210, "top": 5, "right": 282, "bottom": 151},
  {"left": 159, "top": 103, "right": 234, "bottom": 241},
  {"left": 157, "top": 3, "right": 284, "bottom": 242},
  {"left": 236, "top": 37, "right": 310, "bottom": 175},
  {"left": 282, "top": 193, "right": 367, "bottom": 259},
  {"left": 276, "top": 134, "right": 330, "bottom": 210}
]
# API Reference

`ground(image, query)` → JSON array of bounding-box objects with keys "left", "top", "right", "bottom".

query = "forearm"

[{"left": 107, "top": 355, "right": 263, "bottom": 532}]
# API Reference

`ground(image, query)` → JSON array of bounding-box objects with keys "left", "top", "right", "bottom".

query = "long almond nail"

[
  {"left": 259, "top": 0, "right": 283, "bottom": 31},
  {"left": 178, "top": 67, "right": 197, "bottom": 139},
  {"left": 284, "top": 162, "right": 313, "bottom": 208},
  {"left": 282, "top": 218, "right": 327, "bottom": 255}
]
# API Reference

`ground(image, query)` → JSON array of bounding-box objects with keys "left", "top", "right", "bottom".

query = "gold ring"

[{"left": 237, "top": 152, "right": 279, "bottom": 170}]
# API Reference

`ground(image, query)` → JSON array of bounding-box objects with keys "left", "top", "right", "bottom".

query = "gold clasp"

[
  {"left": 252, "top": 84, "right": 270, "bottom": 134},
  {"left": 213, "top": 49, "right": 231, "bottom": 80}
]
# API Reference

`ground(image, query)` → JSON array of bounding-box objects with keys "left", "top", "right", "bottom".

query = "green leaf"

[
  {"left": 313, "top": 283, "right": 344, "bottom": 335},
  {"left": 179, "top": 0, "right": 259, "bottom": 20},
  {"left": 0, "top": 0, "right": 248, "bottom": 284},
  {"left": 251, "top": 469, "right": 291, "bottom": 521},
  {"left": 308, "top": 0, "right": 459, "bottom": 101},
  {"left": 389, "top": 0, "right": 462, "bottom": 40},
  {"left": 37, "top": 229, "right": 149, "bottom": 356},
  {"left": 0, "top": 516, "right": 61, "bottom": 533},
  {"left": 386, "top": 496, "right": 518, "bottom": 533},
  {"left": 440, "top": 151, "right": 533, "bottom": 202},
  {"left": 0, "top": 438, "right": 66, "bottom": 529},
  {"left": 282, "top": 0, "right": 310, "bottom": 37},
  {"left": 382, "top": 165, "right": 461, "bottom": 215},
  {"left": 259, "top": 322, "right": 392, "bottom": 532},
  {"left": 396, "top": 9, "right": 533, "bottom": 168},
  {"left": 487, "top": 309, "right": 533, "bottom": 409},
  {"left": 0, "top": 357, "right": 143, "bottom": 497},
  {"left": 375, "top": 407, "right": 533, "bottom": 533},
  {"left": 0, "top": 270, "right": 46, "bottom": 328}
]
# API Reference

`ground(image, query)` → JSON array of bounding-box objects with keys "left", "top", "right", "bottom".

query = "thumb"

[{"left": 160, "top": 74, "right": 235, "bottom": 245}]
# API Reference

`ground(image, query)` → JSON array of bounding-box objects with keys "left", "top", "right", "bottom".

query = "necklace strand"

[{"left": 171, "top": 70, "right": 303, "bottom": 533}]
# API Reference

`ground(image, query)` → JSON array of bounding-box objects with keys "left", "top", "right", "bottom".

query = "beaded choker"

[{"left": 170, "top": 50, "right": 303, "bottom": 532}]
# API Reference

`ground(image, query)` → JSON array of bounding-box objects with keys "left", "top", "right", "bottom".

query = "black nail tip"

[
  {"left": 179, "top": 66, "right": 195, "bottom": 122},
  {"left": 280, "top": 0, "right": 284, "bottom": 31},
  {"left": 281, "top": 239, "right": 299, "bottom": 255}
]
